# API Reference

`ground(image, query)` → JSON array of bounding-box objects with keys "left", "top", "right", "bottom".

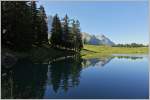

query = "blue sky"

[{"left": 37, "top": 1, "right": 149, "bottom": 44}]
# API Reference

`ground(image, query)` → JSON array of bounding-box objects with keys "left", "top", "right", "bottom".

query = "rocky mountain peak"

[{"left": 82, "top": 32, "right": 115, "bottom": 46}]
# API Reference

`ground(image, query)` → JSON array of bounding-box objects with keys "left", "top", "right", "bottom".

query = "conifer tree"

[
  {"left": 2, "top": 1, "right": 16, "bottom": 48},
  {"left": 50, "top": 14, "right": 63, "bottom": 47},
  {"left": 36, "top": 5, "right": 48, "bottom": 46},
  {"left": 2, "top": 1, "right": 34, "bottom": 51},
  {"left": 71, "top": 20, "right": 77, "bottom": 51},
  {"left": 30, "top": 1, "right": 38, "bottom": 45},
  {"left": 62, "top": 14, "right": 70, "bottom": 49},
  {"left": 75, "top": 20, "right": 83, "bottom": 52}
]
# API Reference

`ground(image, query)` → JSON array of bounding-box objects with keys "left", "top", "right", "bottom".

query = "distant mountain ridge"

[{"left": 82, "top": 32, "right": 115, "bottom": 46}]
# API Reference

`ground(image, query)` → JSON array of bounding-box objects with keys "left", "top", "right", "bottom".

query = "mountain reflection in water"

[{"left": 1, "top": 54, "right": 147, "bottom": 99}]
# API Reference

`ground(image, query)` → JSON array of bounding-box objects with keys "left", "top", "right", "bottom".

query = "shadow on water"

[{"left": 1, "top": 54, "right": 146, "bottom": 99}]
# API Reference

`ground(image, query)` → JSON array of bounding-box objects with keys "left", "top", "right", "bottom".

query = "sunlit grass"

[{"left": 81, "top": 44, "right": 148, "bottom": 59}]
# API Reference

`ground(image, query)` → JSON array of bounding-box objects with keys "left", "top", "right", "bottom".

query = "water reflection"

[
  {"left": 113, "top": 54, "right": 145, "bottom": 60},
  {"left": 2, "top": 55, "right": 83, "bottom": 98},
  {"left": 116, "top": 56, "right": 143, "bottom": 60},
  {"left": 82, "top": 56, "right": 114, "bottom": 68},
  {"left": 47, "top": 55, "right": 82, "bottom": 93},
  {"left": 2, "top": 58, "right": 48, "bottom": 99},
  {"left": 1, "top": 54, "right": 147, "bottom": 99}
]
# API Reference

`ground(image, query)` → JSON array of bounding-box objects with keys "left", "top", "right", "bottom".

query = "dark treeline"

[
  {"left": 2, "top": 1, "right": 48, "bottom": 51},
  {"left": 113, "top": 43, "right": 148, "bottom": 47},
  {"left": 50, "top": 14, "right": 83, "bottom": 52},
  {"left": 2, "top": 1, "right": 83, "bottom": 52}
]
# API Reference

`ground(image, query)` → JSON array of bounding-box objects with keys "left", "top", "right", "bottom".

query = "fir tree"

[
  {"left": 36, "top": 5, "right": 48, "bottom": 46},
  {"left": 71, "top": 20, "right": 77, "bottom": 51},
  {"left": 75, "top": 20, "right": 83, "bottom": 52},
  {"left": 30, "top": 1, "right": 38, "bottom": 46},
  {"left": 2, "top": 1, "right": 34, "bottom": 51},
  {"left": 62, "top": 14, "right": 70, "bottom": 49},
  {"left": 50, "top": 14, "right": 63, "bottom": 47}
]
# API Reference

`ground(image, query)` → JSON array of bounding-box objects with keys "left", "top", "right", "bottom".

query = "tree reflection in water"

[
  {"left": 2, "top": 55, "right": 83, "bottom": 98},
  {"left": 45, "top": 55, "right": 115, "bottom": 94},
  {"left": 46, "top": 55, "right": 82, "bottom": 93},
  {"left": 2, "top": 58, "right": 48, "bottom": 99},
  {"left": 1, "top": 55, "right": 145, "bottom": 98}
]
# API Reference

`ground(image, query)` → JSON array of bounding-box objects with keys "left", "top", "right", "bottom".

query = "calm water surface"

[{"left": 2, "top": 54, "right": 149, "bottom": 99}]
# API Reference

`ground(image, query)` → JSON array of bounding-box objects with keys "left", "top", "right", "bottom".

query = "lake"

[{"left": 1, "top": 54, "right": 149, "bottom": 99}]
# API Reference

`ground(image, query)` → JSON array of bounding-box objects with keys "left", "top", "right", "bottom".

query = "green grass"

[
  {"left": 81, "top": 44, "right": 148, "bottom": 59},
  {"left": 2, "top": 44, "right": 148, "bottom": 63}
]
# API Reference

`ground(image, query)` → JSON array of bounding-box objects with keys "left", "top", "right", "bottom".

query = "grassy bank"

[
  {"left": 2, "top": 44, "right": 148, "bottom": 66},
  {"left": 2, "top": 45, "right": 76, "bottom": 66},
  {"left": 81, "top": 44, "right": 148, "bottom": 59},
  {"left": 28, "top": 46, "right": 76, "bottom": 62}
]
